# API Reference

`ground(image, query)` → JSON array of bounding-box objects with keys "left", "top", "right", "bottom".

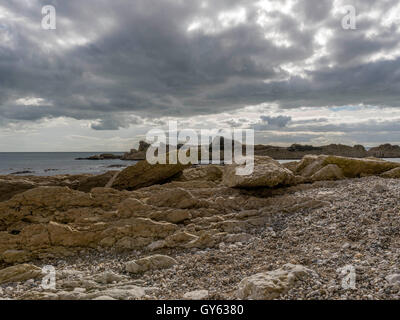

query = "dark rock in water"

[
  {"left": 107, "top": 164, "right": 127, "bottom": 168},
  {"left": 10, "top": 171, "right": 35, "bottom": 175},
  {"left": 76, "top": 153, "right": 122, "bottom": 160}
]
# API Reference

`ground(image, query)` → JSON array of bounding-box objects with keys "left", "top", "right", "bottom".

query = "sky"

[{"left": 1, "top": 0, "right": 400, "bottom": 151}]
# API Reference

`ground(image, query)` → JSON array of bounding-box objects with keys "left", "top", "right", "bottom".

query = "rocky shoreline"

[
  {"left": 78, "top": 142, "right": 400, "bottom": 161},
  {"left": 2, "top": 155, "right": 400, "bottom": 300}
]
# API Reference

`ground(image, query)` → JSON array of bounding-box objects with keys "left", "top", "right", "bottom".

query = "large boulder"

[
  {"left": 223, "top": 156, "right": 296, "bottom": 188},
  {"left": 0, "top": 264, "right": 42, "bottom": 284},
  {"left": 111, "top": 157, "right": 190, "bottom": 190},
  {"left": 236, "top": 264, "right": 316, "bottom": 299}
]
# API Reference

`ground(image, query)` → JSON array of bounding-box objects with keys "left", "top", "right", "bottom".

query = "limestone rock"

[
  {"left": 223, "top": 156, "right": 296, "bottom": 188},
  {"left": 175, "top": 165, "right": 223, "bottom": 182},
  {"left": 237, "top": 264, "right": 316, "bottom": 299},
  {"left": 183, "top": 290, "right": 209, "bottom": 300},
  {"left": 125, "top": 255, "right": 177, "bottom": 273},
  {"left": 111, "top": 157, "right": 190, "bottom": 190},
  {"left": 296, "top": 155, "right": 400, "bottom": 178},
  {"left": 0, "top": 264, "right": 42, "bottom": 284},
  {"left": 76, "top": 171, "right": 118, "bottom": 192},
  {"left": 311, "top": 164, "right": 345, "bottom": 181},
  {"left": 147, "top": 188, "right": 197, "bottom": 209}
]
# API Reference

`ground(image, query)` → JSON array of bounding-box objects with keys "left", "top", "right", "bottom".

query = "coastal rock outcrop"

[
  {"left": 223, "top": 156, "right": 296, "bottom": 188},
  {"left": 111, "top": 157, "right": 190, "bottom": 190},
  {"left": 122, "top": 141, "right": 150, "bottom": 160},
  {"left": 75, "top": 153, "right": 122, "bottom": 160},
  {"left": 174, "top": 165, "right": 223, "bottom": 182},
  {"left": 3, "top": 154, "right": 400, "bottom": 276}
]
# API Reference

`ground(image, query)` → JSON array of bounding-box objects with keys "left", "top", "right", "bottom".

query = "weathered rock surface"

[
  {"left": 381, "top": 167, "right": 400, "bottom": 178},
  {"left": 111, "top": 158, "right": 190, "bottom": 190},
  {"left": 174, "top": 165, "right": 223, "bottom": 182},
  {"left": 5, "top": 154, "right": 400, "bottom": 300},
  {"left": 125, "top": 255, "right": 177, "bottom": 273},
  {"left": 122, "top": 141, "right": 150, "bottom": 160},
  {"left": 0, "top": 172, "right": 119, "bottom": 202},
  {"left": 236, "top": 264, "right": 316, "bottom": 299},
  {"left": 75, "top": 171, "right": 118, "bottom": 192},
  {"left": 0, "top": 264, "right": 42, "bottom": 284},
  {"left": 223, "top": 156, "right": 296, "bottom": 188},
  {"left": 311, "top": 164, "right": 344, "bottom": 181},
  {"left": 368, "top": 144, "right": 400, "bottom": 158},
  {"left": 2, "top": 174, "right": 400, "bottom": 300}
]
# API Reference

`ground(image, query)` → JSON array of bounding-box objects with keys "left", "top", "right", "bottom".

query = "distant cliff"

[
  {"left": 367, "top": 144, "right": 400, "bottom": 158},
  {"left": 253, "top": 144, "right": 369, "bottom": 159}
]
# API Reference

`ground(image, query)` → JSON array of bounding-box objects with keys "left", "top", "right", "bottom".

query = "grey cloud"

[
  {"left": 0, "top": 0, "right": 400, "bottom": 133},
  {"left": 90, "top": 115, "right": 143, "bottom": 130}
]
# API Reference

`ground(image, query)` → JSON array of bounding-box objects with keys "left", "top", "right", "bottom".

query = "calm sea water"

[
  {"left": 1, "top": 153, "right": 400, "bottom": 176},
  {"left": 0, "top": 152, "right": 136, "bottom": 176}
]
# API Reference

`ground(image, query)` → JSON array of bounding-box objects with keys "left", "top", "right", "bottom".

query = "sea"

[
  {"left": 0, "top": 152, "right": 136, "bottom": 176},
  {"left": 1, "top": 152, "right": 400, "bottom": 176}
]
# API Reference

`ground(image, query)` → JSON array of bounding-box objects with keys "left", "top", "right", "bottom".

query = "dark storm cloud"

[{"left": 1, "top": 0, "right": 400, "bottom": 130}]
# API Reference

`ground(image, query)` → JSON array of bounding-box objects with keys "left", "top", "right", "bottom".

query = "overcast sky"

[{"left": 1, "top": 0, "right": 400, "bottom": 151}]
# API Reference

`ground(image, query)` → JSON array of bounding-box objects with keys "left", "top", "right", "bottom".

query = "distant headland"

[{"left": 77, "top": 141, "right": 400, "bottom": 161}]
